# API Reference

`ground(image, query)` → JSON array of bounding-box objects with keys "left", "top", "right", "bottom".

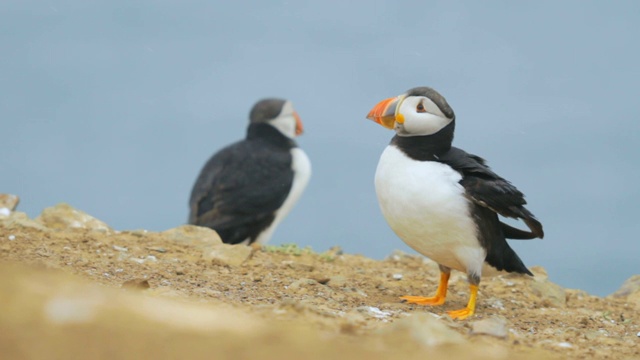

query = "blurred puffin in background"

[{"left": 189, "top": 98, "right": 311, "bottom": 245}]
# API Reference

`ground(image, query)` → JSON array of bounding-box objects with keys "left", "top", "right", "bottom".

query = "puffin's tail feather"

[
  {"left": 501, "top": 222, "right": 538, "bottom": 240},
  {"left": 524, "top": 217, "right": 544, "bottom": 239},
  {"left": 505, "top": 206, "right": 544, "bottom": 239}
]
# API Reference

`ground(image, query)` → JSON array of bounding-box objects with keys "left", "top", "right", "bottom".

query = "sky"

[{"left": 2, "top": 1, "right": 639, "bottom": 296}]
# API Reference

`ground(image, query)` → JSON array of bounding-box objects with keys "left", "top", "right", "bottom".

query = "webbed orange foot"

[
  {"left": 446, "top": 283, "right": 479, "bottom": 320},
  {"left": 447, "top": 306, "right": 474, "bottom": 320},
  {"left": 400, "top": 295, "right": 446, "bottom": 306},
  {"left": 400, "top": 272, "right": 450, "bottom": 306}
]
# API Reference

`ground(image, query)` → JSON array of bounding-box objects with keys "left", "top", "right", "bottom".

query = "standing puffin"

[
  {"left": 367, "top": 87, "right": 543, "bottom": 320},
  {"left": 189, "top": 98, "right": 311, "bottom": 245}
]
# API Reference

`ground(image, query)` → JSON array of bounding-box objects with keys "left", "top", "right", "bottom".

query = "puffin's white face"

[
  {"left": 394, "top": 95, "right": 452, "bottom": 136},
  {"left": 269, "top": 101, "right": 304, "bottom": 139},
  {"left": 367, "top": 93, "right": 453, "bottom": 137}
]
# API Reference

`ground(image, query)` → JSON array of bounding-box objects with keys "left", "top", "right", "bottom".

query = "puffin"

[
  {"left": 366, "top": 87, "right": 543, "bottom": 320},
  {"left": 189, "top": 98, "right": 311, "bottom": 245}
]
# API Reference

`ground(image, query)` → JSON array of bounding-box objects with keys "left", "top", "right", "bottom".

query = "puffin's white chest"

[
  {"left": 375, "top": 146, "right": 485, "bottom": 274},
  {"left": 252, "top": 148, "right": 311, "bottom": 245}
]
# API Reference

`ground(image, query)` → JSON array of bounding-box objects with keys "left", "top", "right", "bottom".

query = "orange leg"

[
  {"left": 400, "top": 271, "right": 450, "bottom": 306},
  {"left": 447, "top": 284, "right": 478, "bottom": 320}
]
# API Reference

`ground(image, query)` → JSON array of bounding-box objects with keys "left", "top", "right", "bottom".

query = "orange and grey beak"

[
  {"left": 366, "top": 95, "right": 404, "bottom": 129},
  {"left": 293, "top": 111, "right": 304, "bottom": 136}
]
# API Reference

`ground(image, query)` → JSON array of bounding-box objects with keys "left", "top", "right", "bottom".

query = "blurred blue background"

[{"left": 2, "top": 1, "right": 639, "bottom": 296}]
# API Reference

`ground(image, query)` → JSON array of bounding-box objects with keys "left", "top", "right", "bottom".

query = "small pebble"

[
  {"left": 490, "top": 299, "right": 505, "bottom": 310},
  {"left": 8, "top": 235, "right": 16, "bottom": 241},
  {"left": 122, "top": 279, "right": 150, "bottom": 290},
  {"left": 637, "top": 331, "right": 640, "bottom": 337},
  {"left": 357, "top": 306, "right": 391, "bottom": 319},
  {"left": 392, "top": 273, "right": 403, "bottom": 280},
  {"left": 113, "top": 245, "right": 128, "bottom": 252},
  {"left": 557, "top": 342, "right": 573, "bottom": 348}
]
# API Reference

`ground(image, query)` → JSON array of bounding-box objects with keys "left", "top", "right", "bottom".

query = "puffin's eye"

[{"left": 416, "top": 102, "right": 426, "bottom": 113}]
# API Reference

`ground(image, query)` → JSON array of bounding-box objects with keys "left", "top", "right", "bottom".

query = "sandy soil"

[{"left": 0, "top": 205, "right": 638, "bottom": 360}]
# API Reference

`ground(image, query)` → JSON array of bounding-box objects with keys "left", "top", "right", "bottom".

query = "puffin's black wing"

[
  {"left": 438, "top": 147, "right": 544, "bottom": 240},
  {"left": 189, "top": 139, "right": 293, "bottom": 244}
]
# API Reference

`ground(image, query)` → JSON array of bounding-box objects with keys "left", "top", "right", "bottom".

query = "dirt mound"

[{"left": 0, "top": 203, "right": 638, "bottom": 359}]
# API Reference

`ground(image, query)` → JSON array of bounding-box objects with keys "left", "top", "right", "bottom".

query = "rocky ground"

[{"left": 0, "top": 198, "right": 639, "bottom": 360}]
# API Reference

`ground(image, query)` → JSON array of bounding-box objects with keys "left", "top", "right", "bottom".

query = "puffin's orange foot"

[
  {"left": 400, "top": 295, "right": 446, "bottom": 306},
  {"left": 447, "top": 306, "right": 474, "bottom": 320},
  {"left": 446, "top": 283, "right": 479, "bottom": 320}
]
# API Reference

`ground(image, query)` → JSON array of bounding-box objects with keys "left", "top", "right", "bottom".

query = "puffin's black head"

[
  {"left": 249, "top": 98, "right": 304, "bottom": 138},
  {"left": 366, "top": 87, "right": 455, "bottom": 137}
]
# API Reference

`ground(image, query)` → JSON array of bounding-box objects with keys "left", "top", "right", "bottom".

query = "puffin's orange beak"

[
  {"left": 293, "top": 111, "right": 304, "bottom": 136},
  {"left": 366, "top": 96, "right": 402, "bottom": 129}
]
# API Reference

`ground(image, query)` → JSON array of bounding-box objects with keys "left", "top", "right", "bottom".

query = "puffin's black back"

[{"left": 189, "top": 123, "right": 297, "bottom": 244}]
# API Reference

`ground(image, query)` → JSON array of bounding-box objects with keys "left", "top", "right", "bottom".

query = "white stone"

[
  {"left": 471, "top": 316, "right": 509, "bottom": 338},
  {"left": 357, "top": 306, "right": 391, "bottom": 319}
]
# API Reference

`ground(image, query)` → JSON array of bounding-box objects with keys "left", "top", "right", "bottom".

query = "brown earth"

[{"left": 0, "top": 204, "right": 638, "bottom": 360}]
